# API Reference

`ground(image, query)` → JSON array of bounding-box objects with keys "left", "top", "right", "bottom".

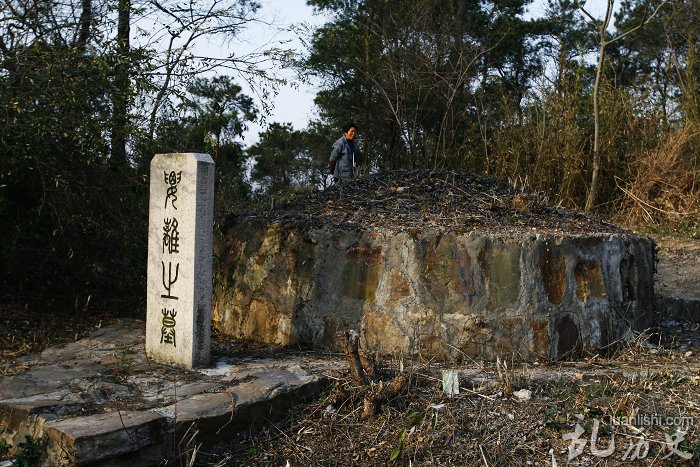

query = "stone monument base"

[{"left": 213, "top": 220, "right": 654, "bottom": 360}]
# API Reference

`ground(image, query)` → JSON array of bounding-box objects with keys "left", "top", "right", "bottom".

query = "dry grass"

[
  {"left": 0, "top": 304, "right": 115, "bottom": 370},
  {"left": 616, "top": 123, "right": 700, "bottom": 231},
  {"left": 1, "top": 304, "right": 700, "bottom": 466},
  {"left": 193, "top": 331, "right": 700, "bottom": 466}
]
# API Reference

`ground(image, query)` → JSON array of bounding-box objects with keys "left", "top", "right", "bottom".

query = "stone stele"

[{"left": 146, "top": 153, "right": 214, "bottom": 369}]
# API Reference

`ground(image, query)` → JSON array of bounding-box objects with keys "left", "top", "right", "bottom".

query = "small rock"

[
  {"left": 513, "top": 389, "right": 532, "bottom": 401},
  {"left": 685, "top": 351, "right": 693, "bottom": 357},
  {"left": 442, "top": 370, "right": 460, "bottom": 397}
]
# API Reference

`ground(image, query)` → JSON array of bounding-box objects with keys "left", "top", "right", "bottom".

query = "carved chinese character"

[
  {"left": 589, "top": 419, "right": 615, "bottom": 458},
  {"left": 163, "top": 217, "right": 180, "bottom": 254},
  {"left": 622, "top": 434, "right": 649, "bottom": 461},
  {"left": 164, "top": 170, "right": 182, "bottom": 210},
  {"left": 662, "top": 430, "right": 693, "bottom": 460},
  {"left": 160, "top": 308, "right": 177, "bottom": 346},
  {"left": 562, "top": 424, "right": 587, "bottom": 462},
  {"left": 161, "top": 261, "right": 179, "bottom": 300}
]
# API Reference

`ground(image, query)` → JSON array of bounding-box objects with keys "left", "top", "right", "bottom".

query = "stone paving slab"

[
  {"left": 44, "top": 411, "right": 167, "bottom": 465},
  {"left": 0, "top": 399, "right": 83, "bottom": 433},
  {"left": 0, "top": 320, "right": 344, "bottom": 465}
]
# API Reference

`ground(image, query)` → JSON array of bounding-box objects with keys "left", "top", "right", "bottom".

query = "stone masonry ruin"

[{"left": 212, "top": 170, "right": 656, "bottom": 360}]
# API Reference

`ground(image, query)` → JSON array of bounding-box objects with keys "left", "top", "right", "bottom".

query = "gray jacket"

[{"left": 330, "top": 136, "right": 361, "bottom": 180}]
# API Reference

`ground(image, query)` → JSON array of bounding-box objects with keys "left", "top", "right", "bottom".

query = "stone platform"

[
  {"left": 215, "top": 224, "right": 655, "bottom": 360},
  {"left": 0, "top": 320, "right": 342, "bottom": 465},
  {"left": 213, "top": 171, "right": 656, "bottom": 360}
]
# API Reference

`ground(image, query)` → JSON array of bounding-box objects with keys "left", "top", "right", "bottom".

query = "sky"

[
  {"left": 234, "top": 0, "right": 612, "bottom": 146},
  {"left": 233, "top": 0, "right": 329, "bottom": 145}
]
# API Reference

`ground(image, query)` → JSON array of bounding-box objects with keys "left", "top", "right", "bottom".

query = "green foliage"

[
  {"left": 544, "top": 409, "right": 569, "bottom": 430},
  {"left": 678, "top": 436, "right": 700, "bottom": 460},
  {"left": 0, "top": 0, "right": 270, "bottom": 310},
  {"left": 149, "top": 75, "right": 257, "bottom": 213},
  {"left": 0, "top": 39, "right": 147, "bottom": 309},
  {"left": 12, "top": 435, "right": 43, "bottom": 467},
  {"left": 389, "top": 427, "right": 406, "bottom": 463},
  {"left": 303, "top": 0, "right": 700, "bottom": 218},
  {"left": 184, "top": 76, "right": 257, "bottom": 144},
  {"left": 248, "top": 123, "right": 326, "bottom": 195},
  {"left": 388, "top": 410, "right": 422, "bottom": 463},
  {"left": 117, "top": 346, "right": 134, "bottom": 368},
  {"left": 245, "top": 445, "right": 259, "bottom": 458},
  {"left": 305, "top": 0, "right": 550, "bottom": 172}
]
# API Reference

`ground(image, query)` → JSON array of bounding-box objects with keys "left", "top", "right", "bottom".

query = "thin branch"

[
  {"left": 608, "top": 0, "right": 669, "bottom": 44},
  {"left": 616, "top": 179, "right": 697, "bottom": 216},
  {"left": 577, "top": 5, "right": 598, "bottom": 25},
  {"left": 150, "top": 0, "right": 185, "bottom": 27}
]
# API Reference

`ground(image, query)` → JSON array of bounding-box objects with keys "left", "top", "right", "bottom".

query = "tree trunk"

[
  {"left": 584, "top": 0, "right": 614, "bottom": 215},
  {"left": 584, "top": 39, "right": 606, "bottom": 214},
  {"left": 362, "top": 0, "right": 373, "bottom": 173},
  {"left": 581, "top": 0, "right": 667, "bottom": 213},
  {"left": 111, "top": 0, "right": 130, "bottom": 167},
  {"left": 76, "top": 0, "right": 92, "bottom": 52}
]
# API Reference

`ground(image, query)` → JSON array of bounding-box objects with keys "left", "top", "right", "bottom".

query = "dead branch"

[
  {"left": 359, "top": 352, "right": 377, "bottom": 380},
  {"left": 336, "top": 330, "right": 369, "bottom": 385},
  {"left": 362, "top": 374, "right": 409, "bottom": 419},
  {"left": 334, "top": 330, "right": 409, "bottom": 418}
]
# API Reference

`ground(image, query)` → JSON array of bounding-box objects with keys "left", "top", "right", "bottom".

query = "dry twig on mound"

[
  {"left": 334, "top": 330, "right": 408, "bottom": 419},
  {"left": 336, "top": 330, "right": 370, "bottom": 385}
]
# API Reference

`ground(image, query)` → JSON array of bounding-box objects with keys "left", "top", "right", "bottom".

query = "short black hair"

[{"left": 342, "top": 121, "right": 358, "bottom": 133}]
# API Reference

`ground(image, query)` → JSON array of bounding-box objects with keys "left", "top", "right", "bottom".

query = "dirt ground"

[
  {"left": 655, "top": 236, "right": 700, "bottom": 302},
  {"left": 1, "top": 236, "right": 700, "bottom": 466}
]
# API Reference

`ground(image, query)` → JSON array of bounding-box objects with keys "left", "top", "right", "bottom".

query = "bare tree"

[
  {"left": 360, "top": 0, "right": 487, "bottom": 169},
  {"left": 137, "top": 0, "right": 293, "bottom": 149},
  {"left": 579, "top": 0, "right": 669, "bottom": 213}
]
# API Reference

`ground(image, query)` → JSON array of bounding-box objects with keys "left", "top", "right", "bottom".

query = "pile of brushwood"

[
  {"left": 196, "top": 328, "right": 700, "bottom": 466},
  {"left": 236, "top": 170, "right": 627, "bottom": 236}
]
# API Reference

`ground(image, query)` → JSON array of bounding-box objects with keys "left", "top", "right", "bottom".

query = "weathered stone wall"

[{"left": 213, "top": 217, "right": 655, "bottom": 360}]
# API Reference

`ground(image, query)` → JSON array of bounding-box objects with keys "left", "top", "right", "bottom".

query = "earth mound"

[{"left": 237, "top": 170, "right": 625, "bottom": 236}]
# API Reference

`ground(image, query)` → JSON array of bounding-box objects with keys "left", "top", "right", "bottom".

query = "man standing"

[{"left": 329, "top": 122, "right": 361, "bottom": 182}]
